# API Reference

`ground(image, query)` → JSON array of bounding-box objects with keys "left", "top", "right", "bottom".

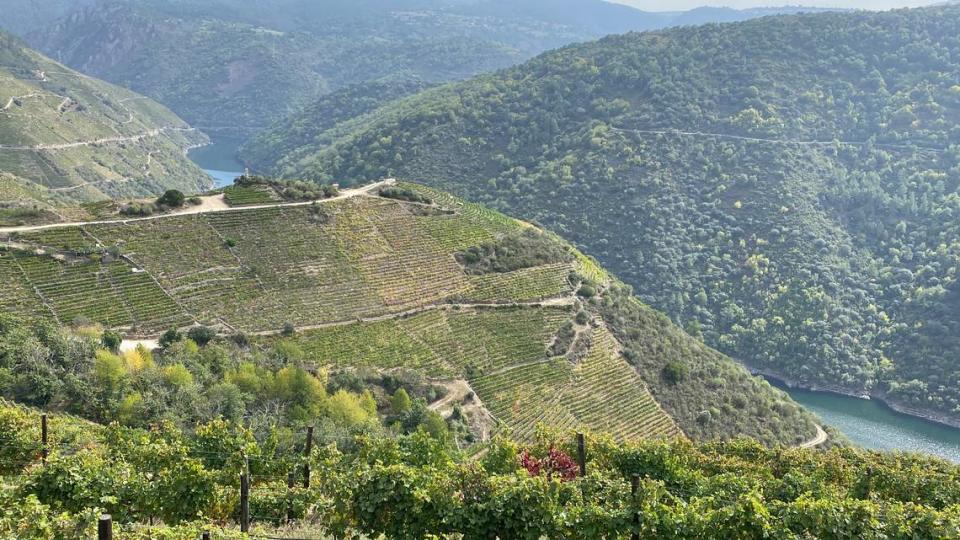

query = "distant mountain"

[
  {"left": 13, "top": 0, "right": 844, "bottom": 146},
  {"left": 0, "top": 30, "right": 208, "bottom": 207},
  {"left": 262, "top": 5, "right": 960, "bottom": 426},
  {"left": 20, "top": 0, "right": 663, "bottom": 141},
  {"left": 667, "top": 6, "right": 841, "bottom": 26},
  {"left": 0, "top": 0, "right": 94, "bottom": 36}
]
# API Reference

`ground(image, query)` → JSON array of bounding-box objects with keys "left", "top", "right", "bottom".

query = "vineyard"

[
  {"left": 282, "top": 306, "right": 572, "bottom": 377},
  {"left": 472, "top": 326, "right": 680, "bottom": 441},
  {"left": 222, "top": 184, "right": 280, "bottom": 206},
  {"left": 279, "top": 306, "right": 678, "bottom": 441},
  {"left": 0, "top": 186, "right": 586, "bottom": 333},
  {"left": 0, "top": 185, "right": 687, "bottom": 442}
]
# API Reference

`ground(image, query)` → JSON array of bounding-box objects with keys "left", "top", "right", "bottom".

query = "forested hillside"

[
  {"left": 20, "top": 0, "right": 653, "bottom": 142},
  {"left": 266, "top": 6, "right": 960, "bottom": 424},
  {"left": 0, "top": 182, "right": 820, "bottom": 446},
  {"left": 14, "top": 0, "right": 835, "bottom": 146},
  {"left": 0, "top": 30, "right": 208, "bottom": 206}
]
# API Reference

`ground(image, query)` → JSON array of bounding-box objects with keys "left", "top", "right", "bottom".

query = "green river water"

[
  {"left": 775, "top": 383, "right": 960, "bottom": 463},
  {"left": 188, "top": 137, "right": 245, "bottom": 188}
]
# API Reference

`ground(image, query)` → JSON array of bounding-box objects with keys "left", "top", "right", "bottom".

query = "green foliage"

[
  {"left": 159, "top": 328, "right": 182, "bottom": 349},
  {"left": 662, "top": 360, "right": 688, "bottom": 384},
  {"left": 186, "top": 326, "right": 216, "bottom": 347},
  {"left": 279, "top": 5, "right": 960, "bottom": 425},
  {"left": 391, "top": 388, "right": 412, "bottom": 414},
  {"left": 3, "top": 409, "right": 958, "bottom": 539},
  {"left": 224, "top": 175, "right": 337, "bottom": 206},
  {"left": 100, "top": 329, "right": 122, "bottom": 353},
  {"left": 377, "top": 186, "right": 432, "bottom": 204},
  {"left": 455, "top": 229, "right": 574, "bottom": 275},
  {"left": 156, "top": 189, "right": 186, "bottom": 208}
]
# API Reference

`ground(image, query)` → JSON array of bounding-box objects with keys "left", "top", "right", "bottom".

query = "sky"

[{"left": 609, "top": 0, "right": 942, "bottom": 10}]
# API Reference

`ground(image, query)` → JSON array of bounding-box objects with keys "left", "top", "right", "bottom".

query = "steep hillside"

[
  {"left": 21, "top": 0, "right": 845, "bottom": 146},
  {"left": 0, "top": 31, "right": 209, "bottom": 204},
  {"left": 23, "top": 0, "right": 649, "bottom": 141},
  {"left": 0, "top": 0, "right": 92, "bottom": 35},
  {"left": 241, "top": 78, "right": 433, "bottom": 173},
  {"left": 0, "top": 181, "right": 819, "bottom": 446},
  {"left": 265, "top": 6, "right": 960, "bottom": 425}
]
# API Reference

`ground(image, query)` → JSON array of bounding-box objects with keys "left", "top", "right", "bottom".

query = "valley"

[
  {"left": 3, "top": 2, "right": 960, "bottom": 537},
  {"left": 272, "top": 4, "right": 960, "bottom": 431}
]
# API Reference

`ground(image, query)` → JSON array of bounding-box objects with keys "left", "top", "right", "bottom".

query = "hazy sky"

[{"left": 610, "top": 1, "right": 941, "bottom": 10}]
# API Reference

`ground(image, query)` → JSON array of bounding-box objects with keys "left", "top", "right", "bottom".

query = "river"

[
  {"left": 188, "top": 137, "right": 245, "bottom": 188},
  {"left": 771, "top": 381, "right": 960, "bottom": 462}
]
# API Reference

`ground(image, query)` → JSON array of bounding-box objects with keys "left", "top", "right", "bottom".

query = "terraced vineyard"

[
  {"left": 279, "top": 304, "right": 676, "bottom": 441},
  {"left": 0, "top": 184, "right": 583, "bottom": 334},
  {"left": 472, "top": 326, "right": 681, "bottom": 441},
  {"left": 0, "top": 251, "right": 51, "bottom": 318},
  {"left": 463, "top": 263, "right": 573, "bottom": 303},
  {"left": 222, "top": 185, "right": 280, "bottom": 206},
  {"left": 0, "top": 183, "right": 819, "bottom": 445}
]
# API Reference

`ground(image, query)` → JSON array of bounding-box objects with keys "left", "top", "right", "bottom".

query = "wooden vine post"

[
  {"left": 576, "top": 433, "right": 586, "bottom": 477},
  {"left": 97, "top": 514, "right": 112, "bottom": 540},
  {"left": 239, "top": 473, "right": 250, "bottom": 533},
  {"left": 631, "top": 474, "right": 640, "bottom": 540},
  {"left": 303, "top": 425, "right": 314, "bottom": 489},
  {"left": 40, "top": 413, "right": 48, "bottom": 464}
]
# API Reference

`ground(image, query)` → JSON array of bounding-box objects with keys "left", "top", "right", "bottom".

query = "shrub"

[
  {"left": 101, "top": 330, "right": 122, "bottom": 353},
  {"left": 187, "top": 326, "right": 216, "bottom": 347},
  {"left": 662, "top": 361, "right": 688, "bottom": 384},
  {"left": 156, "top": 190, "right": 186, "bottom": 208},
  {"left": 159, "top": 328, "right": 182, "bottom": 349}
]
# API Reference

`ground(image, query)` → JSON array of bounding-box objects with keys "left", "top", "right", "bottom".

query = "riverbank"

[{"left": 748, "top": 365, "right": 960, "bottom": 431}]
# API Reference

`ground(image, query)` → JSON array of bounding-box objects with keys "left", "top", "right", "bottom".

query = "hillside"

[
  {"left": 17, "top": 0, "right": 844, "bottom": 147},
  {"left": 238, "top": 3, "right": 841, "bottom": 170},
  {"left": 0, "top": 181, "right": 821, "bottom": 446},
  {"left": 0, "top": 30, "right": 209, "bottom": 206},
  {"left": 22, "top": 0, "right": 651, "bottom": 142},
  {"left": 2, "top": 404, "right": 956, "bottom": 539},
  {"left": 259, "top": 6, "right": 960, "bottom": 425}
]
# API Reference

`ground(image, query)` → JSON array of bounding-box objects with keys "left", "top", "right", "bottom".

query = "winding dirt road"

[
  {"left": 798, "top": 424, "right": 829, "bottom": 448},
  {"left": 0, "top": 179, "right": 396, "bottom": 235},
  {"left": 0, "top": 126, "right": 196, "bottom": 151}
]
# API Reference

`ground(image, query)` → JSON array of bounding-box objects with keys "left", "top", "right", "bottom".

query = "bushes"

[
  {"left": 186, "top": 326, "right": 216, "bottom": 347},
  {"left": 4, "top": 410, "right": 960, "bottom": 538},
  {"left": 456, "top": 229, "right": 574, "bottom": 275},
  {"left": 156, "top": 190, "right": 186, "bottom": 208},
  {"left": 662, "top": 360, "right": 688, "bottom": 384},
  {"left": 377, "top": 186, "right": 432, "bottom": 204}
]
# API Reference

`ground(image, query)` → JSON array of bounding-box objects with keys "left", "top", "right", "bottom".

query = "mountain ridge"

[{"left": 0, "top": 29, "right": 210, "bottom": 207}]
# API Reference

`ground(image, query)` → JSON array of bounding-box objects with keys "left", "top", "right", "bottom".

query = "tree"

[
  {"left": 391, "top": 388, "right": 412, "bottom": 413},
  {"left": 156, "top": 189, "right": 186, "bottom": 208},
  {"left": 187, "top": 326, "right": 216, "bottom": 347},
  {"left": 421, "top": 411, "right": 449, "bottom": 441},
  {"left": 662, "top": 360, "right": 688, "bottom": 384},
  {"left": 159, "top": 328, "right": 182, "bottom": 349},
  {"left": 101, "top": 329, "right": 122, "bottom": 353}
]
